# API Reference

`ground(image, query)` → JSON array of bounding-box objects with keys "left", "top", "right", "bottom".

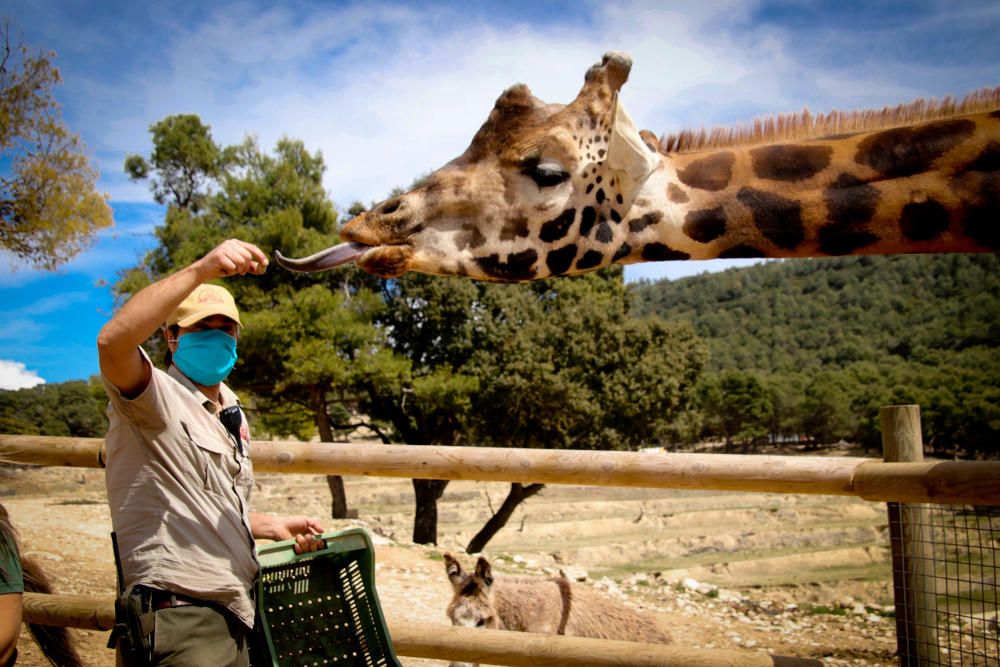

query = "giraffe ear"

[{"left": 606, "top": 95, "right": 658, "bottom": 186}]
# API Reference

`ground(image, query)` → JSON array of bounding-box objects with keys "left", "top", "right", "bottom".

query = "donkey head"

[{"left": 443, "top": 552, "right": 500, "bottom": 667}]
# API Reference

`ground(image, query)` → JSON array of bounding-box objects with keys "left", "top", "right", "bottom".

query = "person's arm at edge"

[
  {"left": 97, "top": 240, "right": 268, "bottom": 397},
  {"left": 0, "top": 593, "right": 22, "bottom": 665}
]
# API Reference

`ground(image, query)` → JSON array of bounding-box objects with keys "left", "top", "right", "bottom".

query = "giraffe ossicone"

[{"left": 276, "top": 52, "right": 1000, "bottom": 282}]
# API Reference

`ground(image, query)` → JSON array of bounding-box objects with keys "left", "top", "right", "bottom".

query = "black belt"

[{"left": 148, "top": 589, "right": 208, "bottom": 611}]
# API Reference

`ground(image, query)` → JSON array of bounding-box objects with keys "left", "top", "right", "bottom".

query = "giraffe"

[{"left": 275, "top": 52, "right": 1000, "bottom": 282}]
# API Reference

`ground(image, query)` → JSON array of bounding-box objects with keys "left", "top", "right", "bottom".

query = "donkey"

[{"left": 443, "top": 552, "right": 670, "bottom": 666}]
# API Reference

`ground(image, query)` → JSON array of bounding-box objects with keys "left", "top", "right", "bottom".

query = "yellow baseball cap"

[{"left": 166, "top": 284, "right": 242, "bottom": 328}]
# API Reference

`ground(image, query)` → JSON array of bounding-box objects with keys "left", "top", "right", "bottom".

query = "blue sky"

[{"left": 2, "top": 0, "right": 999, "bottom": 388}]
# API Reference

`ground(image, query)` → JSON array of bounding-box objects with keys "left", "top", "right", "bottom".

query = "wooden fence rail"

[
  {"left": 2, "top": 434, "right": 999, "bottom": 505},
  {"left": 21, "top": 593, "right": 820, "bottom": 666}
]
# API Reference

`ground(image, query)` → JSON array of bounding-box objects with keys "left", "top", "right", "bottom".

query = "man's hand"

[
  {"left": 250, "top": 512, "right": 326, "bottom": 554},
  {"left": 195, "top": 239, "right": 269, "bottom": 281}
]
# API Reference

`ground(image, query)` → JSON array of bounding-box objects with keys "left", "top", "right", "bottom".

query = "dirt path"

[{"left": 5, "top": 461, "right": 898, "bottom": 666}]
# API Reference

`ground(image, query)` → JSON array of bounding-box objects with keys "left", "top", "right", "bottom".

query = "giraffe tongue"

[{"left": 273, "top": 242, "right": 369, "bottom": 272}]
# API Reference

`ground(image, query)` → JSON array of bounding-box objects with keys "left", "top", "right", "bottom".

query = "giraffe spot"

[
  {"left": 500, "top": 215, "right": 531, "bottom": 240},
  {"left": 539, "top": 209, "right": 577, "bottom": 243},
  {"left": 677, "top": 152, "right": 735, "bottom": 191},
  {"left": 627, "top": 211, "right": 663, "bottom": 234},
  {"left": 855, "top": 119, "right": 976, "bottom": 178},
  {"left": 667, "top": 183, "right": 690, "bottom": 203},
  {"left": 610, "top": 209, "right": 621, "bottom": 223},
  {"left": 455, "top": 224, "right": 487, "bottom": 250},
  {"left": 818, "top": 173, "right": 880, "bottom": 254},
  {"left": 683, "top": 207, "right": 727, "bottom": 243},
  {"left": 575, "top": 249, "right": 605, "bottom": 270},
  {"left": 612, "top": 242, "right": 632, "bottom": 262},
  {"left": 642, "top": 243, "right": 690, "bottom": 261},
  {"left": 719, "top": 244, "right": 766, "bottom": 258},
  {"left": 475, "top": 249, "right": 538, "bottom": 282},
  {"left": 900, "top": 199, "right": 950, "bottom": 241},
  {"left": 963, "top": 142, "right": 1000, "bottom": 173},
  {"left": 596, "top": 188, "right": 606, "bottom": 204},
  {"left": 818, "top": 224, "right": 879, "bottom": 255},
  {"left": 962, "top": 172, "right": 1000, "bottom": 249},
  {"left": 824, "top": 173, "right": 879, "bottom": 227},
  {"left": 736, "top": 187, "right": 805, "bottom": 250},
  {"left": 596, "top": 220, "right": 614, "bottom": 243},
  {"left": 580, "top": 207, "right": 597, "bottom": 237},
  {"left": 546, "top": 244, "right": 578, "bottom": 275},
  {"left": 751, "top": 144, "right": 833, "bottom": 181}
]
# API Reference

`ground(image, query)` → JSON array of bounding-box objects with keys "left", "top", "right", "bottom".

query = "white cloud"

[{"left": 0, "top": 360, "right": 46, "bottom": 390}]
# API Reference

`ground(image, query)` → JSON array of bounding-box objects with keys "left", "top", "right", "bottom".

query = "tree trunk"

[
  {"left": 312, "top": 386, "right": 349, "bottom": 519},
  {"left": 412, "top": 478, "right": 450, "bottom": 545},
  {"left": 326, "top": 475, "right": 348, "bottom": 519},
  {"left": 466, "top": 483, "right": 545, "bottom": 554}
]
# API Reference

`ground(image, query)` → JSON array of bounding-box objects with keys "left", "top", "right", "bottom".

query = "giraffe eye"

[{"left": 521, "top": 158, "right": 570, "bottom": 188}]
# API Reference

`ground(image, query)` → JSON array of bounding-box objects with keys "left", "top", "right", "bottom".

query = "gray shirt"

[{"left": 102, "top": 348, "right": 258, "bottom": 627}]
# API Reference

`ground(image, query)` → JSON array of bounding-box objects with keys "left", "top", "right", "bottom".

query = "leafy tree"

[
  {"left": 0, "top": 379, "right": 107, "bottom": 437},
  {"left": 0, "top": 21, "right": 112, "bottom": 269},
  {"left": 796, "top": 371, "right": 856, "bottom": 446},
  {"left": 699, "top": 370, "right": 772, "bottom": 450},
  {"left": 124, "top": 114, "right": 229, "bottom": 212},
  {"left": 374, "top": 267, "right": 707, "bottom": 549},
  {"left": 633, "top": 255, "right": 1000, "bottom": 458}
]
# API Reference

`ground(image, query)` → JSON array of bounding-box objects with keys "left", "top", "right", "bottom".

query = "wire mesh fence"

[{"left": 889, "top": 502, "right": 999, "bottom": 666}]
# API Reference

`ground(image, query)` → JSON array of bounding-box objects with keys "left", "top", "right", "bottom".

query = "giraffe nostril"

[{"left": 380, "top": 198, "right": 402, "bottom": 215}]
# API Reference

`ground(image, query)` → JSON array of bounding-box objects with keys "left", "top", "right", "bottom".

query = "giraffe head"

[{"left": 276, "top": 52, "right": 662, "bottom": 282}]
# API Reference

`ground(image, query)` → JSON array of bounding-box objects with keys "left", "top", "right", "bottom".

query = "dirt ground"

[{"left": 3, "top": 445, "right": 902, "bottom": 666}]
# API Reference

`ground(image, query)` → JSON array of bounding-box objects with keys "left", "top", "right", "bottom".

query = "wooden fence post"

[{"left": 882, "top": 405, "right": 941, "bottom": 666}]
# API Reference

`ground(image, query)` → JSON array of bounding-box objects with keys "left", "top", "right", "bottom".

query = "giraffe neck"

[{"left": 621, "top": 110, "right": 1000, "bottom": 263}]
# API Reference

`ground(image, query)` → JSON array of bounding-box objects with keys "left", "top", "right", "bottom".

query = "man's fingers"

[
  {"left": 210, "top": 240, "right": 269, "bottom": 277},
  {"left": 292, "top": 532, "right": 325, "bottom": 554}
]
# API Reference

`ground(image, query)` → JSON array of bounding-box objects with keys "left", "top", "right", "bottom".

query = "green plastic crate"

[{"left": 254, "top": 527, "right": 401, "bottom": 667}]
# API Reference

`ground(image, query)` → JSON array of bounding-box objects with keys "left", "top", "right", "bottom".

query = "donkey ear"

[
  {"left": 474, "top": 557, "right": 494, "bottom": 587},
  {"left": 444, "top": 552, "right": 465, "bottom": 587},
  {"left": 606, "top": 95, "right": 658, "bottom": 187}
]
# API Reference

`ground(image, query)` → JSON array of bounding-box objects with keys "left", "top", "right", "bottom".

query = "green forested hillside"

[{"left": 629, "top": 255, "right": 1000, "bottom": 456}]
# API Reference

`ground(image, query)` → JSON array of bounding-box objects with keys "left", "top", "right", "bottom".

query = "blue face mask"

[{"left": 172, "top": 329, "right": 238, "bottom": 386}]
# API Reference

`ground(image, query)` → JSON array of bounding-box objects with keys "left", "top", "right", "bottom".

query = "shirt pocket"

[{"left": 181, "top": 421, "right": 232, "bottom": 499}]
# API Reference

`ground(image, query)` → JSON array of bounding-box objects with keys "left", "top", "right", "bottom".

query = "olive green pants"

[{"left": 117, "top": 604, "right": 251, "bottom": 667}]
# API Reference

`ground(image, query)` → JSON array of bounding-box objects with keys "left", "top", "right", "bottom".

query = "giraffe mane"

[{"left": 659, "top": 85, "right": 1000, "bottom": 154}]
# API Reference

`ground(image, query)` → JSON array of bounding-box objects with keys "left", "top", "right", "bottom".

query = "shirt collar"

[{"left": 167, "top": 364, "right": 241, "bottom": 414}]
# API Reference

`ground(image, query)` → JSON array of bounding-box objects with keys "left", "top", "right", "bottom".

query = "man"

[{"left": 97, "top": 239, "right": 325, "bottom": 666}]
